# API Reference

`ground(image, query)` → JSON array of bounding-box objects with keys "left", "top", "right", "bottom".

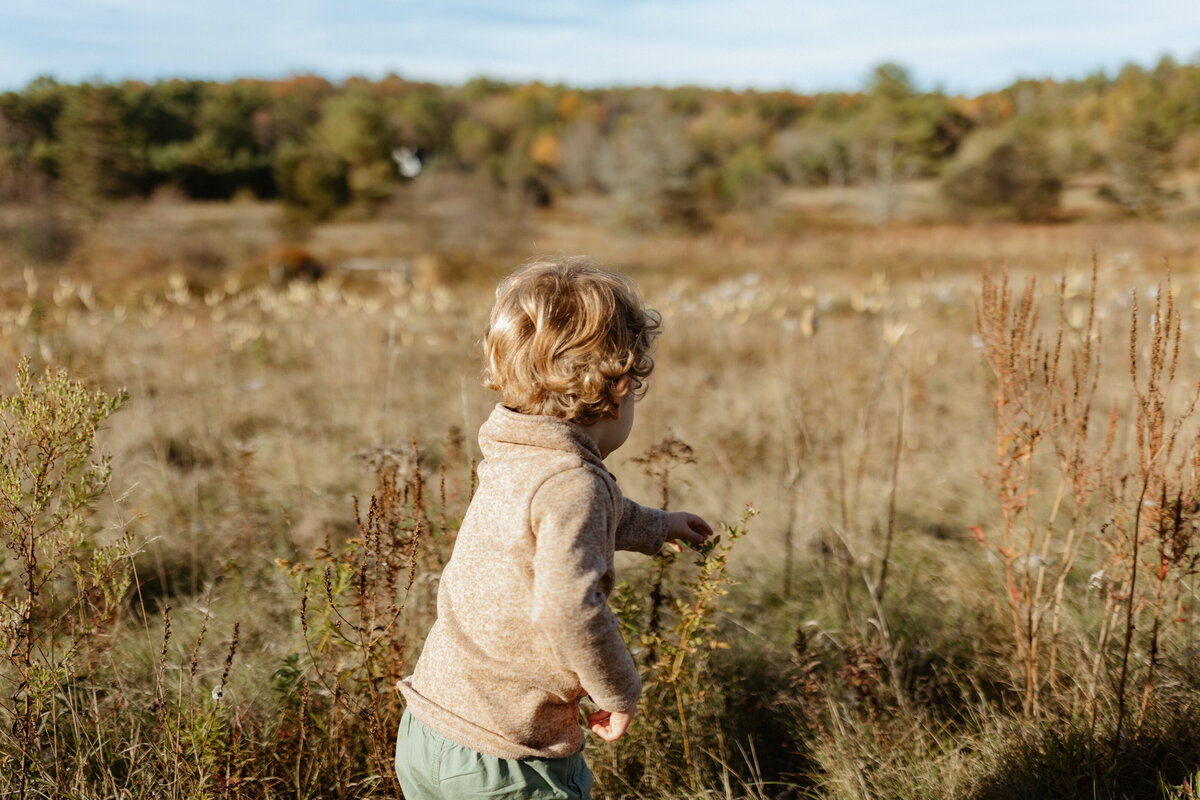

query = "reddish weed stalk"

[
  {"left": 1113, "top": 277, "right": 1200, "bottom": 743},
  {"left": 975, "top": 263, "right": 1107, "bottom": 716},
  {"left": 977, "top": 264, "right": 1200, "bottom": 726}
]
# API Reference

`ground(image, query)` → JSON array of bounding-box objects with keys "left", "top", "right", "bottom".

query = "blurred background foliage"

[{"left": 2, "top": 57, "right": 1199, "bottom": 227}]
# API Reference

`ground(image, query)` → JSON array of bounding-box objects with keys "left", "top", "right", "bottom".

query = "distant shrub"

[
  {"left": 0, "top": 151, "right": 53, "bottom": 204},
  {"left": 772, "top": 126, "right": 848, "bottom": 186},
  {"left": 149, "top": 132, "right": 273, "bottom": 200},
  {"left": 273, "top": 139, "right": 350, "bottom": 221},
  {"left": 557, "top": 119, "right": 604, "bottom": 192},
  {"left": 15, "top": 207, "right": 78, "bottom": 264},
  {"left": 598, "top": 98, "right": 710, "bottom": 231},
  {"left": 1104, "top": 113, "right": 1175, "bottom": 216},
  {"left": 721, "top": 144, "right": 777, "bottom": 210},
  {"left": 941, "top": 129, "right": 1062, "bottom": 222}
]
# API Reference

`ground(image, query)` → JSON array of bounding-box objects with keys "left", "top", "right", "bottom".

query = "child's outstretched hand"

[
  {"left": 665, "top": 511, "right": 713, "bottom": 553},
  {"left": 587, "top": 708, "right": 633, "bottom": 741}
]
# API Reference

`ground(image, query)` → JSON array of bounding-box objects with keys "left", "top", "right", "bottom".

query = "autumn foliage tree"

[{"left": 0, "top": 57, "right": 1197, "bottom": 221}]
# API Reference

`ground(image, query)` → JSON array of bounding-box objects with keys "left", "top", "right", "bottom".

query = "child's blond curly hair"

[{"left": 482, "top": 256, "right": 661, "bottom": 426}]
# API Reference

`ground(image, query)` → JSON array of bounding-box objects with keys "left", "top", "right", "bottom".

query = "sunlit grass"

[{"left": 2, "top": 196, "right": 1200, "bottom": 798}]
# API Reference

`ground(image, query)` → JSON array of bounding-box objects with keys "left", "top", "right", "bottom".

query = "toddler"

[{"left": 395, "top": 256, "right": 712, "bottom": 799}]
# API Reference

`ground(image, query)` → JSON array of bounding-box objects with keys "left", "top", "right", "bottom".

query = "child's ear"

[{"left": 608, "top": 374, "right": 632, "bottom": 418}]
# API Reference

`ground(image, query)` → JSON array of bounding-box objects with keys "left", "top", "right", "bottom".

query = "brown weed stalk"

[
  {"left": 975, "top": 264, "right": 1107, "bottom": 715},
  {"left": 631, "top": 436, "right": 696, "bottom": 667},
  {"left": 277, "top": 435, "right": 462, "bottom": 797},
  {"left": 1112, "top": 277, "right": 1200, "bottom": 743}
]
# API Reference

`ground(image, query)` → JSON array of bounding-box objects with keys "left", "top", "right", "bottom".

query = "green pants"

[{"left": 394, "top": 709, "right": 593, "bottom": 800}]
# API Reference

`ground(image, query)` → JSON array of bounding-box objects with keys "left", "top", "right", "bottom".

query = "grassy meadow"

[{"left": 2, "top": 177, "right": 1200, "bottom": 799}]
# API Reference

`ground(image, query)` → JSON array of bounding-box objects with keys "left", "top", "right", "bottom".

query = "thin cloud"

[{"left": 1, "top": 0, "right": 1197, "bottom": 92}]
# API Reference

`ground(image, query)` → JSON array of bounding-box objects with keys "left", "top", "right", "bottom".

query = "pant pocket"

[{"left": 394, "top": 710, "right": 448, "bottom": 799}]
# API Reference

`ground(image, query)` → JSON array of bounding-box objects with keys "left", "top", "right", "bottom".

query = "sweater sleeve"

[
  {"left": 615, "top": 497, "right": 670, "bottom": 555},
  {"left": 529, "top": 469, "right": 641, "bottom": 713}
]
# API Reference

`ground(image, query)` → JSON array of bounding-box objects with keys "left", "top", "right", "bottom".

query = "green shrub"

[
  {"left": 722, "top": 144, "right": 776, "bottom": 210},
  {"left": 272, "top": 139, "right": 350, "bottom": 221},
  {"left": 0, "top": 358, "right": 130, "bottom": 795}
]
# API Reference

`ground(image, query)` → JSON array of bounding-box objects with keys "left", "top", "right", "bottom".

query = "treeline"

[{"left": 1, "top": 57, "right": 1198, "bottom": 225}]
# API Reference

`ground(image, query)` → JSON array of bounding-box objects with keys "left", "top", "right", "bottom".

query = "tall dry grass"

[{"left": 2, "top": 201, "right": 1200, "bottom": 798}]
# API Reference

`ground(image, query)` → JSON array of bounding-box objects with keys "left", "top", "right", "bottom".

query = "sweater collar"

[{"left": 478, "top": 404, "right": 605, "bottom": 467}]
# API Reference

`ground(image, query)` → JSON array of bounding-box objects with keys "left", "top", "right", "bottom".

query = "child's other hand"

[
  {"left": 587, "top": 709, "right": 633, "bottom": 741},
  {"left": 665, "top": 511, "right": 713, "bottom": 553}
]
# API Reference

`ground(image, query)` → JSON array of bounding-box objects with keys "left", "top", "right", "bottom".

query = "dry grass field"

[{"left": 2, "top": 176, "right": 1200, "bottom": 798}]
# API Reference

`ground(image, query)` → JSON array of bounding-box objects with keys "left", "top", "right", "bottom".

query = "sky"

[{"left": 3, "top": 0, "right": 1200, "bottom": 96}]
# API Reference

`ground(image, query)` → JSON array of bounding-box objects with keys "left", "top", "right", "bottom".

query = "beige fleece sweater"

[{"left": 398, "top": 405, "right": 669, "bottom": 760}]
